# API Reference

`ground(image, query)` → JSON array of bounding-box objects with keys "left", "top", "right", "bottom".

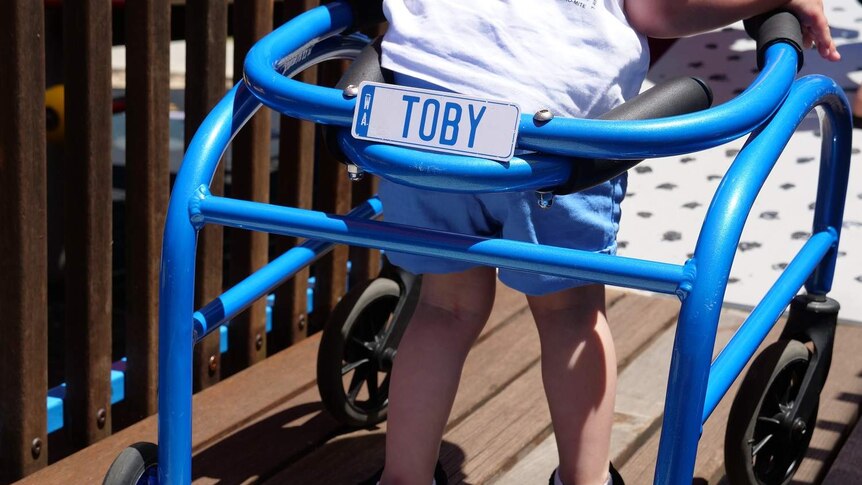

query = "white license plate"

[{"left": 351, "top": 81, "right": 520, "bottom": 162}]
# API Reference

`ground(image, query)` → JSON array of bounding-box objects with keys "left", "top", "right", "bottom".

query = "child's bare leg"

[
  {"left": 528, "top": 284, "right": 616, "bottom": 485},
  {"left": 381, "top": 266, "right": 497, "bottom": 485}
]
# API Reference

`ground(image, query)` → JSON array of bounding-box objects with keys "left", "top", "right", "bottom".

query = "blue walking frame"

[{"left": 153, "top": 2, "right": 853, "bottom": 484}]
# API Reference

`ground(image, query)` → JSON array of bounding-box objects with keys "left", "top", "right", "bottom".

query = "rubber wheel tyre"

[
  {"left": 103, "top": 442, "right": 159, "bottom": 485},
  {"left": 725, "top": 340, "right": 818, "bottom": 485},
  {"left": 317, "top": 277, "right": 401, "bottom": 428}
]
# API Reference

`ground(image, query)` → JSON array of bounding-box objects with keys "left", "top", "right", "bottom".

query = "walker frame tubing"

[{"left": 155, "top": 3, "right": 853, "bottom": 484}]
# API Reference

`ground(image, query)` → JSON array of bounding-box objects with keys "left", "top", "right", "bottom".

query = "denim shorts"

[
  {"left": 377, "top": 73, "right": 627, "bottom": 296},
  {"left": 378, "top": 176, "right": 627, "bottom": 296}
]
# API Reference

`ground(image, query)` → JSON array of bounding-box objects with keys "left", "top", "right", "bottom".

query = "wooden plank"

[
  {"left": 348, "top": 176, "right": 381, "bottom": 285},
  {"left": 423, "top": 291, "right": 674, "bottom": 484},
  {"left": 62, "top": 0, "right": 114, "bottom": 447},
  {"left": 16, "top": 286, "right": 640, "bottom": 484},
  {"left": 270, "top": 106, "right": 314, "bottom": 350},
  {"left": 446, "top": 365, "right": 550, "bottom": 484},
  {"left": 496, "top": 329, "right": 679, "bottom": 485},
  {"left": 309, "top": 61, "right": 352, "bottom": 333},
  {"left": 762, "top": 323, "right": 862, "bottom": 484},
  {"left": 0, "top": 0, "right": 49, "bottom": 481},
  {"left": 617, "top": 310, "right": 756, "bottom": 484},
  {"left": 21, "top": 268, "right": 536, "bottom": 483},
  {"left": 122, "top": 0, "right": 171, "bottom": 422},
  {"left": 343, "top": 0, "right": 384, "bottom": 290},
  {"left": 185, "top": 0, "right": 228, "bottom": 391},
  {"left": 192, "top": 281, "right": 538, "bottom": 483},
  {"left": 266, "top": 289, "right": 633, "bottom": 483},
  {"left": 15, "top": 331, "right": 326, "bottom": 485},
  {"left": 270, "top": 0, "right": 319, "bottom": 351},
  {"left": 700, "top": 323, "right": 862, "bottom": 484},
  {"left": 499, "top": 327, "right": 681, "bottom": 485},
  {"left": 618, "top": 318, "right": 862, "bottom": 485},
  {"left": 225, "top": 0, "right": 273, "bottom": 372},
  {"left": 266, "top": 285, "right": 541, "bottom": 484},
  {"left": 494, "top": 298, "right": 743, "bottom": 484},
  {"left": 822, "top": 406, "right": 862, "bottom": 485},
  {"left": 605, "top": 291, "right": 680, "bottom": 369}
]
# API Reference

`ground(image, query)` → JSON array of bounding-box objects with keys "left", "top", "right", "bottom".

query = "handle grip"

[
  {"left": 744, "top": 10, "right": 804, "bottom": 71},
  {"left": 556, "top": 76, "right": 713, "bottom": 194}
]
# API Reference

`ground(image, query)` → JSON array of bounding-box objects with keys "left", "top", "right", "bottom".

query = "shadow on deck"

[{"left": 16, "top": 285, "right": 862, "bottom": 484}]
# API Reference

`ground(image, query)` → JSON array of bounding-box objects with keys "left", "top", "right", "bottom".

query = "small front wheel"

[
  {"left": 725, "top": 340, "right": 817, "bottom": 485},
  {"left": 103, "top": 442, "right": 159, "bottom": 485}
]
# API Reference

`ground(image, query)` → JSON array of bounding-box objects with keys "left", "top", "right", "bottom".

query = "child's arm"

[{"left": 625, "top": 0, "right": 840, "bottom": 61}]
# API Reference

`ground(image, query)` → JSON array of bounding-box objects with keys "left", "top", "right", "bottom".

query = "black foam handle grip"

[
  {"left": 557, "top": 76, "right": 713, "bottom": 194},
  {"left": 743, "top": 10, "right": 804, "bottom": 71},
  {"left": 598, "top": 76, "right": 713, "bottom": 121}
]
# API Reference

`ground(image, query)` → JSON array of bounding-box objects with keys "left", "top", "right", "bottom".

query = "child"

[{"left": 366, "top": 1, "right": 839, "bottom": 484}]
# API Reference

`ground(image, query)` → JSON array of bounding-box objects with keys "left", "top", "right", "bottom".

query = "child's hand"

[{"left": 784, "top": 0, "right": 841, "bottom": 61}]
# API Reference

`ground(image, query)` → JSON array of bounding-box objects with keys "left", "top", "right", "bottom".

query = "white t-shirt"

[{"left": 381, "top": 0, "right": 649, "bottom": 119}]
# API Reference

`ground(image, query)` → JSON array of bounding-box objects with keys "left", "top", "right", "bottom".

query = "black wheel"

[
  {"left": 317, "top": 277, "right": 402, "bottom": 428},
  {"left": 725, "top": 340, "right": 818, "bottom": 485},
  {"left": 103, "top": 442, "right": 158, "bottom": 485}
]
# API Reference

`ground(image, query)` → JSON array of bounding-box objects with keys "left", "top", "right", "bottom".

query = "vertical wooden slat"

[
  {"left": 348, "top": 22, "right": 386, "bottom": 285},
  {"left": 270, "top": 0, "right": 319, "bottom": 351},
  {"left": 123, "top": 0, "right": 170, "bottom": 421},
  {"left": 310, "top": 62, "right": 352, "bottom": 332},
  {"left": 186, "top": 0, "right": 228, "bottom": 391},
  {"left": 62, "top": 0, "right": 113, "bottom": 447},
  {"left": 0, "top": 1, "right": 48, "bottom": 481},
  {"left": 349, "top": 177, "right": 381, "bottom": 285},
  {"left": 227, "top": 0, "right": 273, "bottom": 371}
]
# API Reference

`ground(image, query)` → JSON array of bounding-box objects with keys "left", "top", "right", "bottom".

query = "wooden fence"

[{"left": 0, "top": 1, "right": 379, "bottom": 482}]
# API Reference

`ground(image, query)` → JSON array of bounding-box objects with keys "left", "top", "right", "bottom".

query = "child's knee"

[
  {"left": 528, "top": 284, "right": 606, "bottom": 321},
  {"left": 417, "top": 268, "right": 496, "bottom": 325}
]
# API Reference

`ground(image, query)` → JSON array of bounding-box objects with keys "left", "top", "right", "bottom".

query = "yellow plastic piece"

[{"left": 45, "top": 84, "right": 65, "bottom": 144}]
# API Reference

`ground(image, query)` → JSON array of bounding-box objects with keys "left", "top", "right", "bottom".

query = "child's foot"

[
  {"left": 548, "top": 463, "right": 625, "bottom": 485},
  {"left": 358, "top": 461, "right": 448, "bottom": 485}
]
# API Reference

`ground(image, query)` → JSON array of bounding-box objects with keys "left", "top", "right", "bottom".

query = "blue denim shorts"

[
  {"left": 378, "top": 177, "right": 627, "bottom": 296},
  {"left": 377, "top": 73, "right": 627, "bottom": 296}
]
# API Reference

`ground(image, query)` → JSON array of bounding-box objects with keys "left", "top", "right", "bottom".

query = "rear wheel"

[
  {"left": 317, "top": 277, "right": 402, "bottom": 427},
  {"left": 725, "top": 340, "right": 817, "bottom": 485}
]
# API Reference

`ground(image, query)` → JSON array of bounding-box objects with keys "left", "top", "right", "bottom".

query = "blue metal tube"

[
  {"left": 653, "top": 75, "right": 851, "bottom": 484},
  {"left": 156, "top": 83, "right": 261, "bottom": 484},
  {"left": 192, "top": 200, "right": 382, "bottom": 340},
  {"left": 805, "top": 91, "right": 853, "bottom": 294},
  {"left": 243, "top": 2, "right": 797, "bottom": 159},
  {"left": 701, "top": 76, "right": 852, "bottom": 424},
  {"left": 337, "top": 132, "right": 571, "bottom": 193},
  {"left": 157, "top": 32, "right": 374, "bottom": 484},
  {"left": 703, "top": 230, "right": 836, "bottom": 422},
  {"left": 514, "top": 46, "right": 797, "bottom": 159},
  {"left": 155, "top": 25, "right": 383, "bottom": 483},
  {"left": 242, "top": 2, "right": 356, "bottom": 125},
  {"left": 195, "top": 195, "right": 690, "bottom": 295}
]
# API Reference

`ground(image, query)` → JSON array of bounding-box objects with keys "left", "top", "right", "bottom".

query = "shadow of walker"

[{"left": 190, "top": 400, "right": 467, "bottom": 484}]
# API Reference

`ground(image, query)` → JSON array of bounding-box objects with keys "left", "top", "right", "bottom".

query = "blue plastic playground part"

[
  {"left": 143, "top": 2, "right": 853, "bottom": 484},
  {"left": 47, "top": 366, "right": 126, "bottom": 434}
]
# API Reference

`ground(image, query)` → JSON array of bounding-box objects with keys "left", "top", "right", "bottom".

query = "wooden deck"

[{"left": 17, "top": 284, "right": 862, "bottom": 484}]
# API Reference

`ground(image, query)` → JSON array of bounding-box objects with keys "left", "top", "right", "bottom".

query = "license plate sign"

[{"left": 351, "top": 82, "right": 520, "bottom": 162}]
